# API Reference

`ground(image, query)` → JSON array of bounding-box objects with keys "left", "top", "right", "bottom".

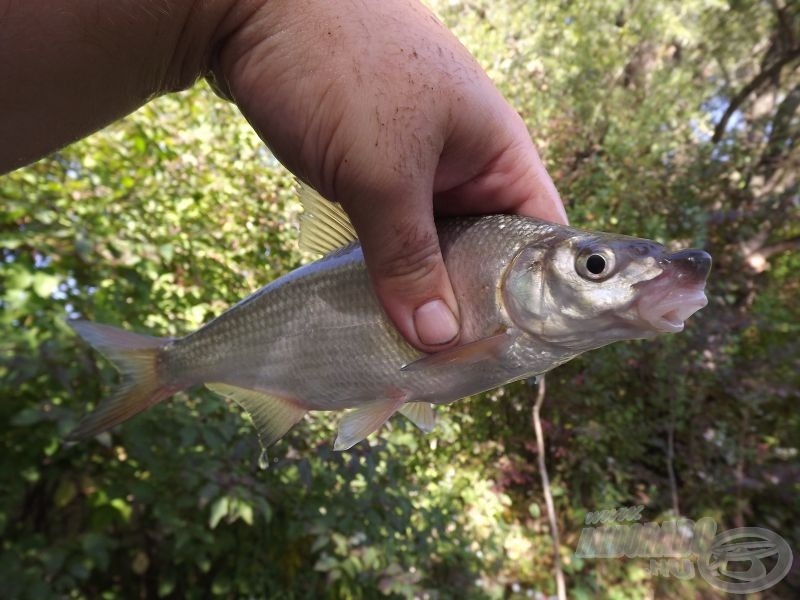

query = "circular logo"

[{"left": 698, "top": 527, "right": 793, "bottom": 594}]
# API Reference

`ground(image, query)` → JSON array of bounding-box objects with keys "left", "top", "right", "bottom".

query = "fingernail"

[{"left": 413, "top": 299, "right": 458, "bottom": 346}]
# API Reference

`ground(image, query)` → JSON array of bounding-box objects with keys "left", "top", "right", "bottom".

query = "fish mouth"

[
  {"left": 636, "top": 249, "right": 711, "bottom": 333},
  {"left": 637, "top": 282, "right": 708, "bottom": 332}
]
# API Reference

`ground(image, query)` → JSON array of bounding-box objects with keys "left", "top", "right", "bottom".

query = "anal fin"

[
  {"left": 399, "top": 403, "right": 436, "bottom": 433},
  {"left": 334, "top": 395, "right": 407, "bottom": 451},
  {"left": 207, "top": 383, "right": 306, "bottom": 450}
]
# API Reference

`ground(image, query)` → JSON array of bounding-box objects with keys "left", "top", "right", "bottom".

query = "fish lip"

[
  {"left": 636, "top": 272, "right": 709, "bottom": 333},
  {"left": 658, "top": 249, "right": 712, "bottom": 283}
]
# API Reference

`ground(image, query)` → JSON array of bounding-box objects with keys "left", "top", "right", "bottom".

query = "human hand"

[
  {"left": 0, "top": 0, "right": 566, "bottom": 354},
  {"left": 216, "top": 0, "right": 567, "bottom": 352}
]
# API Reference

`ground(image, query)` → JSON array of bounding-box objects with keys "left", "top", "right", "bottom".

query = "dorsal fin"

[{"left": 297, "top": 182, "right": 358, "bottom": 255}]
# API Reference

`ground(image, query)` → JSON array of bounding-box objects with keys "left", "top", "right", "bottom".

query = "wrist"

[{"left": 162, "top": 0, "right": 264, "bottom": 96}]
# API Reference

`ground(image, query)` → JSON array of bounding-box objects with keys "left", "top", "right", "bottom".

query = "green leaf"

[
  {"left": 230, "top": 498, "right": 254, "bottom": 526},
  {"left": 158, "top": 243, "right": 174, "bottom": 263},
  {"left": 208, "top": 497, "right": 229, "bottom": 529},
  {"left": 32, "top": 272, "right": 59, "bottom": 298},
  {"left": 54, "top": 480, "right": 78, "bottom": 508},
  {"left": 11, "top": 408, "right": 44, "bottom": 427},
  {"left": 110, "top": 498, "right": 132, "bottom": 522},
  {"left": 131, "top": 551, "right": 149, "bottom": 575}
]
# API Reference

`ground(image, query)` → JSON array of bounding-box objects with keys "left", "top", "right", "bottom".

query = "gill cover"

[{"left": 502, "top": 245, "right": 549, "bottom": 332}]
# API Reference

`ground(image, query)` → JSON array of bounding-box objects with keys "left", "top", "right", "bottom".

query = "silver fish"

[{"left": 68, "top": 186, "right": 711, "bottom": 454}]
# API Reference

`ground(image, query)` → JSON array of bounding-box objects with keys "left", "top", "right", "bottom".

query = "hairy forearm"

[{"left": 0, "top": 0, "right": 252, "bottom": 173}]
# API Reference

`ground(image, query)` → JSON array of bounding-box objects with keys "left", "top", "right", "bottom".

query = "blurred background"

[{"left": 1, "top": 0, "right": 798, "bottom": 597}]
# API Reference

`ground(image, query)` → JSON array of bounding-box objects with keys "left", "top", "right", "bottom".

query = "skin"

[{"left": 0, "top": 0, "right": 567, "bottom": 353}]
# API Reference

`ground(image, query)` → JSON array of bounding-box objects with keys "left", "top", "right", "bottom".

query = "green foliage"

[{"left": 1, "top": 0, "right": 798, "bottom": 597}]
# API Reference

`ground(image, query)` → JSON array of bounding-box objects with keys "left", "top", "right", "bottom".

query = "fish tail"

[{"left": 66, "top": 320, "right": 177, "bottom": 440}]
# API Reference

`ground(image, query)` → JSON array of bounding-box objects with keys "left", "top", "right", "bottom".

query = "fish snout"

[
  {"left": 661, "top": 249, "right": 712, "bottom": 283},
  {"left": 637, "top": 248, "right": 711, "bottom": 333}
]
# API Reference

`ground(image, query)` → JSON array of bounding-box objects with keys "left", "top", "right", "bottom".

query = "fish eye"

[
  {"left": 576, "top": 250, "right": 615, "bottom": 281},
  {"left": 586, "top": 254, "right": 606, "bottom": 274}
]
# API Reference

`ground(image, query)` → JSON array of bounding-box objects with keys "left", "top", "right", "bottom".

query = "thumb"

[{"left": 342, "top": 188, "right": 460, "bottom": 353}]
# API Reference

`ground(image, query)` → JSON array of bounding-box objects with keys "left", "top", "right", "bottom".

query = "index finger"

[{"left": 434, "top": 139, "right": 569, "bottom": 225}]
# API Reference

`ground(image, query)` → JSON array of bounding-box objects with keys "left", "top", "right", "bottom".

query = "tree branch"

[
  {"left": 758, "top": 82, "right": 800, "bottom": 176},
  {"left": 743, "top": 235, "right": 800, "bottom": 272},
  {"left": 712, "top": 46, "right": 800, "bottom": 143},
  {"left": 531, "top": 376, "right": 566, "bottom": 600},
  {"left": 666, "top": 393, "right": 681, "bottom": 516}
]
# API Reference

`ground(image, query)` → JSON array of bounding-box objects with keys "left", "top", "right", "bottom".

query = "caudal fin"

[{"left": 67, "top": 321, "right": 175, "bottom": 440}]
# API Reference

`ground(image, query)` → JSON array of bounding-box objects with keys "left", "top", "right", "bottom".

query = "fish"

[{"left": 67, "top": 185, "right": 711, "bottom": 456}]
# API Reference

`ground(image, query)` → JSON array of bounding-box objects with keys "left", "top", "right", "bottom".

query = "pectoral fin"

[
  {"left": 334, "top": 395, "right": 407, "bottom": 451},
  {"left": 399, "top": 403, "right": 436, "bottom": 433},
  {"left": 207, "top": 383, "right": 306, "bottom": 449},
  {"left": 400, "top": 330, "right": 518, "bottom": 372}
]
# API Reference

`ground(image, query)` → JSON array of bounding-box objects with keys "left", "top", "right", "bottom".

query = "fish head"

[{"left": 501, "top": 230, "right": 711, "bottom": 350}]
